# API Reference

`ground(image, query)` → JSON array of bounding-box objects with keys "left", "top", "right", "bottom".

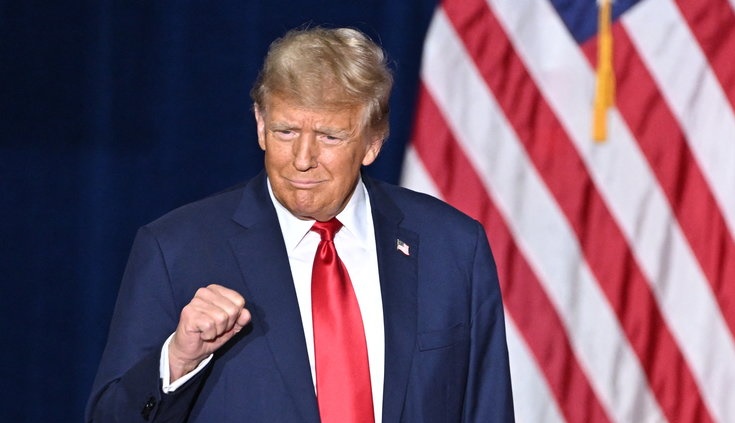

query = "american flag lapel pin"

[{"left": 396, "top": 239, "right": 410, "bottom": 256}]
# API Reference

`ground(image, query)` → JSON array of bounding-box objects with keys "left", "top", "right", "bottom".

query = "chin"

[{"left": 283, "top": 201, "right": 320, "bottom": 220}]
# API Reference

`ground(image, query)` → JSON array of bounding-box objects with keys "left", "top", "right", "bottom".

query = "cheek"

[
  {"left": 325, "top": 148, "right": 364, "bottom": 172},
  {"left": 263, "top": 142, "right": 290, "bottom": 166}
]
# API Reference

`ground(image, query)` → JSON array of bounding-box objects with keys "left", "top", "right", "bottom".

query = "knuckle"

[
  {"left": 217, "top": 309, "right": 233, "bottom": 325},
  {"left": 180, "top": 303, "right": 196, "bottom": 319},
  {"left": 221, "top": 302, "right": 239, "bottom": 316},
  {"left": 199, "top": 318, "right": 215, "bottom": 333}
]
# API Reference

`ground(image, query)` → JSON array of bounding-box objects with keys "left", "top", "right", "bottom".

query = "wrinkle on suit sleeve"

[{"left": 462, "top": 221, "right": 515, "bottom": 422}]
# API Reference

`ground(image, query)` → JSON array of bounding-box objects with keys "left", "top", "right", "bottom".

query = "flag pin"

[{"left": 396, "top": 239, "right": 410, "bottom": 256}]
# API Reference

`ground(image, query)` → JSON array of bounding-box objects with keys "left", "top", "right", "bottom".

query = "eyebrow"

[
  {"left": 268, "top": 121, "right": 298, "bottom": 131},
  {"left": 316, "top": 126, "right": 353, "bottom": 138},
  {"left": 268, "top": 121, "right": 355, "bottom": 138}
]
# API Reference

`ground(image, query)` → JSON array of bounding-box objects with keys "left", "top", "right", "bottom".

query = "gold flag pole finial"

[{"left": 592, "top": 0, "right": 615, "bottom": 142}]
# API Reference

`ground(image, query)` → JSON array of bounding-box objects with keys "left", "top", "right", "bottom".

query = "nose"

[{"left": 292, "top": 134, "right": 318, "bottom": 171}]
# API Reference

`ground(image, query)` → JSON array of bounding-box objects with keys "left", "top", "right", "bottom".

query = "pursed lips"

[{"left": 285, "top": 177, "right": 325, "bottom": 189}]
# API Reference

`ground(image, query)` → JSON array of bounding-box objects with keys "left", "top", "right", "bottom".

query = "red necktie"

[{"left": 311, "top": 218, "right": 374, "bottom": 423}]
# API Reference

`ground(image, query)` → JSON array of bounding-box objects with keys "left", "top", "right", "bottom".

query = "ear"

[
  {"left": 254, "top": 105, "right": 266, "bottom": 151},
  {"left": 361, "top": 136, "right": 384, "bottom": 166}
]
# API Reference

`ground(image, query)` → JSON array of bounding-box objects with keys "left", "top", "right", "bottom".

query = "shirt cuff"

[{"left": 160, "top": 333, "right": 213, "bottom": 394}]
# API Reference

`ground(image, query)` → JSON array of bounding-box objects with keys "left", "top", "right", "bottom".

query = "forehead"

[{"left": 263, "top": 95, "right": 364, "bottom": 126}]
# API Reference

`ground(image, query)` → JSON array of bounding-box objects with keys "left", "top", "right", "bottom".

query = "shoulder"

[
  {"left": 147, "top": 183, "right": 245, "bottom": 230},
  {"left": 137, "top": 174, "right": 267, "bottom": 249}
]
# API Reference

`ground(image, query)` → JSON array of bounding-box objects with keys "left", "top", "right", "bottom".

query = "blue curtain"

[{"left": 0, "top": 1, "right": 437, "bottom": 421}]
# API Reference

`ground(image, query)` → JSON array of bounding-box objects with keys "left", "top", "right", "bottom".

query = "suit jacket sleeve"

[
  {"left": 462, "top": 222, "right": 514, "bottom": 422},
  {"left": 85, "top": 227, "right": 205, "bottom": 423}
]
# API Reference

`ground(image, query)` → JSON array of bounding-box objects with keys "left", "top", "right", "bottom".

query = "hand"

[{"left": 168, "top": 284, "right": 251, "bottom": 382}]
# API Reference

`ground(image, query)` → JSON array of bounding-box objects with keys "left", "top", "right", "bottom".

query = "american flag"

[{"left": 400, "top": 0, "right": 735, "bottom": 422}]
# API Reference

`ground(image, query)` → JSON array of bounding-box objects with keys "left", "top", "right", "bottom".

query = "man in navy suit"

[{"left": 86, "top": 26, "right": 514, "bottom": 422}]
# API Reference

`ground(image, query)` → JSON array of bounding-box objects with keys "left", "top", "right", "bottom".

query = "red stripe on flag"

[
  {"left": 411, "top": 84, "right": 612, "bottom": 423},
  {"left": 582, "top": 24, "right": 735, "bottom": 340},
  {"left": 440, "top": 0, "right": 715, "bottom": 421},
  {"left": 675, "top": 0, "right": 735, "bottom": 110}
]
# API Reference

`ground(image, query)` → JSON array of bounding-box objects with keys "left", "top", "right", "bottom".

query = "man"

[{"left": 86, "top": 27, "right": 514, "bottom": 422}]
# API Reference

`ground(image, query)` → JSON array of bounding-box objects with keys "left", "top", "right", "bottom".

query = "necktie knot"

[{"left": 311, "top": 218, "right": 343, "bottom": 242}]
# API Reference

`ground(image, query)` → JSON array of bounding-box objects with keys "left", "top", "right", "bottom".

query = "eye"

[
  {"left": 318, "top": 133, "right": 344, "bottom": 145},
  {"left": 272, "top": 129, "right": 297, "bottom": 141}
]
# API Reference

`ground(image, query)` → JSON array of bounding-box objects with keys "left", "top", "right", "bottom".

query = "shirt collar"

[{"left": 267, "top": 176, "right": 372, "bottom": 251}]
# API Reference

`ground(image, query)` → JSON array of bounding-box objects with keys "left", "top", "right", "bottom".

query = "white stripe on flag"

[
  {"left": 400, "top": 147, "right": 441, "bottom": 199},
  {"left": 505, "top": 316, "right": 566, "bottom": 423}
]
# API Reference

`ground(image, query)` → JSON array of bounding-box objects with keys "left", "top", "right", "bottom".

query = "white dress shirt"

[
  {"left": 161, "top": 177, "right": 385, "bottom": 422},
  {"left": 269, "top": 178, "right": 385, "bottom": 422}
]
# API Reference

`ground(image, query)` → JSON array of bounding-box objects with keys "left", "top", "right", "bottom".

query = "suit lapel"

[
  {"left": 228, "top": 173, "right": 319, "bottom": 422},
  {"left": 365, "top": 177, "right": 419, "bottom": 423}
]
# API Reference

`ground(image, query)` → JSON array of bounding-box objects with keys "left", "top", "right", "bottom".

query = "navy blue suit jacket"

[{"left": 86, "top": 172, "right": 514, "bottom": 422}]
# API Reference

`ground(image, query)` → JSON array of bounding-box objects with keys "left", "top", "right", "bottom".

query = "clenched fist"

[{"left": 168, "top": 284, "right": 251, "bottom": 381}]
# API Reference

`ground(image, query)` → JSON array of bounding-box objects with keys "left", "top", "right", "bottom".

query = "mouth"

[{"left": 286, "top": 178, "right": 324, "bottom": 189}]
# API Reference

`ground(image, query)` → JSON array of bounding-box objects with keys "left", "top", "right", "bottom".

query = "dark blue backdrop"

[{"left": 0, "top": 1, "right": 438, "bottom": 421}]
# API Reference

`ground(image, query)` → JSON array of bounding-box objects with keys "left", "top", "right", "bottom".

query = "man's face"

[{"left": 255, "top": 95, "right": 383, "bottom": 221}]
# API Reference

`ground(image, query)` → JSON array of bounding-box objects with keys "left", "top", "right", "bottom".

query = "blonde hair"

[{"left": 250, "top": 27, "right": 393, "bottom": 140}]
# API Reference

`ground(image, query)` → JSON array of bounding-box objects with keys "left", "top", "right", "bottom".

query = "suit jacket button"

[{"left": 141, "top": 396, "right": 157, "bottom": 420}]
